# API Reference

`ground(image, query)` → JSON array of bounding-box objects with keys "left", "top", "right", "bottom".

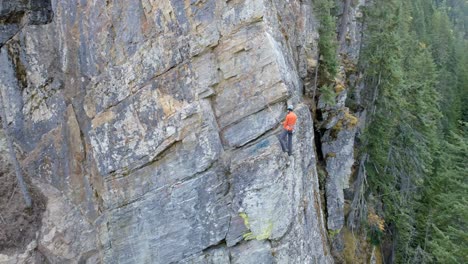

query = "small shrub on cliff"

[
  {"left": 367, "top": 211, "right": 385, "bottom": 245},
  {"left": 320, "top": 84, "right": 337, "bottom": 106}
]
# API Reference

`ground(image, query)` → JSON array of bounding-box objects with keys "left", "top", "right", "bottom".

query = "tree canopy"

[{"left": 356, "top": 0, "right": 467, "bottom": 262}]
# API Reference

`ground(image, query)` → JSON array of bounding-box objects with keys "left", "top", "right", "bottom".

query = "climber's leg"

[
  {"left": 287, "top": 131, "right": 293, "bottom": 156},
  {"left": 279, "top": 129, "right": 288, "bottom": 152}
]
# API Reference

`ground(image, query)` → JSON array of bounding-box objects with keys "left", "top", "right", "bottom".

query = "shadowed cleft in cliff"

[{"left": 0, "top": 153, "right": 46, "bottom": 254}]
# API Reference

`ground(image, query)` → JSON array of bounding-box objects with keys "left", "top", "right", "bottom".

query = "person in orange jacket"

[{"left": 279, "top": 105, "right": 297, "bottom": 156}]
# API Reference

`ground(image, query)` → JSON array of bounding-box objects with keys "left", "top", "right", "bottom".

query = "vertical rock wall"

[
  {"left": 315, "top": 0, "right": 366, "bottom": 232},
  {"left": 313, "top": 0, "right": 370, "bottom": 262},
  {"left": 0, "top": 0, "right": 335, "bottom": 263}
]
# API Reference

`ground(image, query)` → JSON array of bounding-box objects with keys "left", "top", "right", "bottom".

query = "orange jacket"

[{"left": 283, "top": 111, "right": 297, "bottom": 131}]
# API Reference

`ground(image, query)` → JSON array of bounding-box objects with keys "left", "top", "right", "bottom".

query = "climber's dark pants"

[{"left": 279, "top": 129, "right": 293, "bottom": 156}]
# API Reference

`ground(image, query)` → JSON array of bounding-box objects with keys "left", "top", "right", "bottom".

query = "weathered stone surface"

[
  {"left": 34, "top": 181, "right": 99, "bottom": 263},
  {"left": 0, "top": 241, "right": 40, "bottom": 264},
  {"left": 320, "top": 114, "right": 357, "bottom": 231},
  {"left": 315, "top": 0, "right": 364, "bottom": 232},
  {"left": 0, "top": 0, "right": 335, "bottom": 263},
  {"left": 178, "top": 247, "right": 230, "bottom": 264},
  {"left": 0, "top": 181, "right": 99, "bottom": 264},
  {"left": 313, "top": 0, "right": 365, "bottom": 235},
  {"left": 317, "top": 96, "right": 357, "bottom": 231},
  {"left": 0, "top": 0, "right": 53, "bottom": 47},
  {"left": 317, "top": 0, "right": 365, "bottom": 237},
  {"left": 230, "top": 240, "right": 274, "bottom": 264},
  {"left": 226, "top": 215, "right": 248, "bottom": 247},
  {"left": 0, "top": 50, "right": 22, "bottom": 130},
  {"left": 270, "top": 105, "right": 332, "bottom": 264},
  {"left": 102, "top": 169, "right": 230, "bottom": 264},
  {"left": 0, "top": 129, "right": 6, "bottom": 159},
  {"left": 229, "top": 134, "right": 293, "bottom": 241},
  {"left": 88, "top": 90, "right": 219, "bottom": 177},
  {"left": 0, "top": 24, "right": 19, "bottom": 45},
  {"left": 99, "top": 103, "right": 223, "bottom": 210},
  {"left": 337, "top": 0, "right": 366, "bottom": 62},
  {"left": 323, "top": 129, "right": 356, "bottom": 190},
  {"left": 222, "top": 103, "right": 284, "bottom": 148}
]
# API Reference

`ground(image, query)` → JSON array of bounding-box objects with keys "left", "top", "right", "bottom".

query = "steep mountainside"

[{"left": 0, "top": 0, "right": 368, "bottom": 263}]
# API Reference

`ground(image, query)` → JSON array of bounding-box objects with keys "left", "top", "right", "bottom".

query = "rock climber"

[{"left": 279, "top": 105, "right": 297, "bottom": 156}]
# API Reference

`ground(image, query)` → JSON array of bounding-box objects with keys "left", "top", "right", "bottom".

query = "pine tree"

[
  {"left": 423, "top": 129, "right": 468, "bottom": 263},
  {"left": 314, "top": 0, "right": 338, "bottom": 82}
]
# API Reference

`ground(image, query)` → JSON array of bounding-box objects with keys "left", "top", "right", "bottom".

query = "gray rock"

[
  {"left": 221, "top": 104, "right": 283, "bottom": 148},
  {"left": 178, "top": 247, "right": 230, "bottom": 264},
  {"left": 226, "top": 215, "right": 249, "bottom": 247},
  {"left": 322, "top": 122, "right": 356, "bottom": 231},
  {"left": 339, "top": 0, "right": 366, "bottom": 62},
  {"left": 0, "top": 24, "right": 19, "bottom": 46},
  {"left": 103, "top": 169, "right": 231, "bottom": 264},
  {"left": 230, "top": 241, "right": 274, "bottom": 264},
  {"left": 314, "top": 0, "right": 366, "bottom": 234},
  {"left": 36, "top": 181, "right": 99, "bottom": 263},
  {"left": 0, "top": 0, "right": 335, "bottom": 263},
  {"left": 0, "top": 129, "right": 7, "bottom": 161},
  {"left": 0, "top": 0, "right": 52, "bottom": 47}
]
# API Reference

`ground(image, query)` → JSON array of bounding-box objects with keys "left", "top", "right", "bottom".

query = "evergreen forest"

[{"left": 343, "top": 0, "right": 467, "bottom": 262}]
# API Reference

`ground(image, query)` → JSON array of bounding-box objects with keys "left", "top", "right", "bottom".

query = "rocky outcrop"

[
  {"left": 315, "top": 0, "right": 365, "bottom": 232},
  {"left": 0, "top": 0, "right": 334, "bottom": 263},
  {"left": 311, "top": 0, "right": 370, "bottom": 261},
  {"left": 317, "top": 90, "right": 358, "bottom": 231}
]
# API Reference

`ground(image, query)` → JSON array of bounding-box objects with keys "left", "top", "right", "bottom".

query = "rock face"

[
  {"left": 315, "top": 0, "right": 365, "bottom": 232},
  {"left": 0, "top": 0, "right": 334, "bottom": 263}
]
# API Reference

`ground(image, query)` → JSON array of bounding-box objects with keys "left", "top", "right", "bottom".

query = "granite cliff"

[{"left": 0, "top": 0, "right": 368, "bottom": 263}]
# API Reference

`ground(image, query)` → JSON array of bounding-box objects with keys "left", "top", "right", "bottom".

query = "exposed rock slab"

[
  {"left": 322, "top": 127, "right": 356, "bottom": 230},
  {"left": 0, "top": 0, "right": 333, "bottom": 263}
]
